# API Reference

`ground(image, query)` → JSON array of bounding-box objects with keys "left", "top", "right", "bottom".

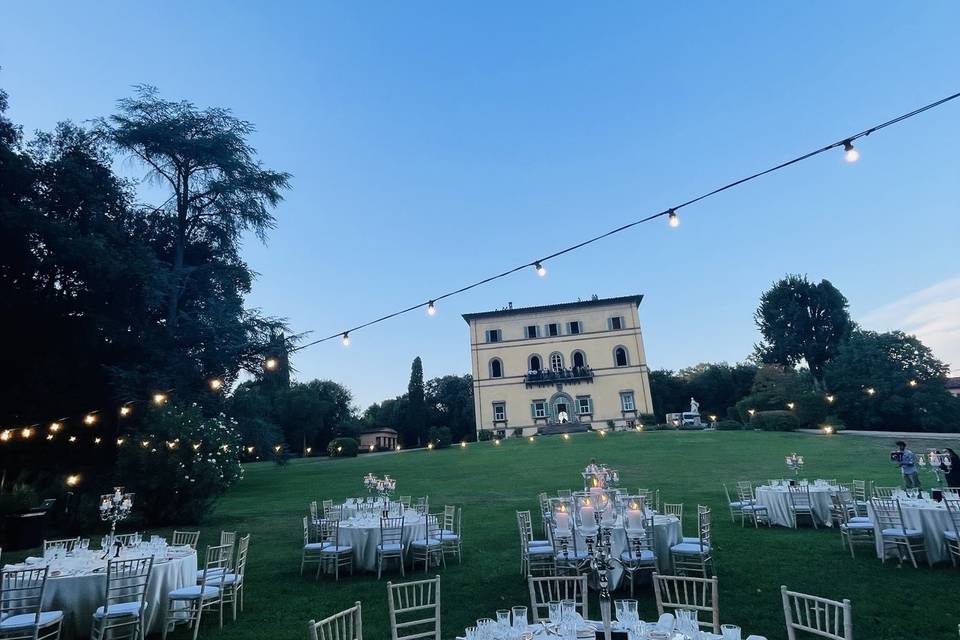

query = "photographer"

[{"left": 893, "top": 440, "right": 921, "bottom": 490}]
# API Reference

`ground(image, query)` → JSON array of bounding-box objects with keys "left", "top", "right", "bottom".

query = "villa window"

[
  {"left": 532, "top": 401, "right": 547, "bottom": 419},
  {"left": 490, "top": 358, "right": 503, "bottom": 378},
  {"left": 609, "top": 316, "right": 624, "bottom": 330},
  {"left": 547, "top": 323, "right": 560, "bottom": 337},
  {"left": 620, "top": 391, "right": 636, "bottom": 412},
  {"left": 550, "top": 353, "right": 564, "bottom": 372},
  {"left": 572, "top": 351, "right": 586, "bottom": 368},
  {"left": 614, "top": 346, "right": 629, "bottom": 367},
  {"left": 577, "top": 396, "right": 592, "bottom": 415},
  {"left": 568, "top": 321, "right": 582, "bottom": 335},
  {"left": 525, "top": 325, "right": 539, "bottom": 339},
  {"left": 486, "top": 329, "right": 502, "bottom": 343},
  {"left": 529, "top": 355, "right": 542, "bottom": 371},
  {"left": 493, "top": 402, "right": 506, "bottom": 422}
]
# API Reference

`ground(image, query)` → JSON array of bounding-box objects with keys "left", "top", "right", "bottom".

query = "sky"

[{"left": 3, "top": 2, "right": 959, "bottom": 409}]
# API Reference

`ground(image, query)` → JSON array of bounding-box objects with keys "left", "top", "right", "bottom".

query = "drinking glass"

[
  {"left": 496, "top": 609, "right": 511, "bottom": 630},
  {"left": 464, "top": 626, "right": 477, "bottom": 640},
  {"left": 721, "top": 624, "right": 742, "bottom": 640},
  {"left": 511, "top": 606, "right": 528, "bottom": 630},
  {"left": 477, "top": 618, "right": 494, "bottom": 640},
  {"left": 547, "top": 601, "right": 562, "bottom": 627},
  {"left": 614, "top": 600, "right": 626, "bottom": 625}
]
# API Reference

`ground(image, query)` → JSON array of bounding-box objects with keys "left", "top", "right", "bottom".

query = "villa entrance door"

[{"left": 550, "top": 391, "right": 576, "bottom": 424}]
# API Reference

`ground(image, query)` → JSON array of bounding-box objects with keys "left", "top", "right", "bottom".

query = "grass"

[{"left": 38, "top": 430, "right": 960, "bottom": 638}]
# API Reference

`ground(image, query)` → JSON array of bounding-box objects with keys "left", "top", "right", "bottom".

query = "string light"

[
  {"left": 246, "top": 446, "right": 255, "bottom": 454},
  {"left": 140, "top": 439, "right": 150, "bottom": 448},
  {"left": 192, "top": 443, "right": 201, "bottom": 451},
  {"left": 209, "top": 378, "right": 223, "bottom": 391},
  {"left": 152, "top": 393, "right": 167, "bottom": 405},
  {"left": 427, "top": 301, "right": 436, "bottom": 316},
  {"left": 747, "top": 409, "right": 756, "bottom": 416},
  {"left": 865, "top": 387, "right": 876, "bottom": 396},
  {"left": 119, "top": 405, "right": 132, "bottom": 417},
  {"left": 0, "top": 431, "right": 11, "bottom": 442},
  {"left": 908, "top": 379, "right": 918, "bottom": 387},
  {"left": 65, "top": 474, "right": 81, "bottom": 487},
  {"left": 68, "top": 436, "right": 77, "bottom": 443},
  {"left": 264, "top": 357, "right": 279, "bottom": 371},
  {"left": 786, "top": 402, "right": 795, "bottom": 410},
  {"left": 46, "top": 434, "right": 54, "bottom": 441},
  {"left": 50, "top": 422, "right": 62, "bottom": 432},
  {"left": 342, "top": 333, "right": 350, "bottom": 347},
  {"left": 843, "top": 140, "right": 860, "bottom": 163},
  {"left": 305, "top": 447, "right": 312, "bottom": 454},
  {"left": 94, "top": 437, "right": 102, "bottom": 444},
  {"left": 825, "top": 394, "right": 836, "bottom": 404},
  {"left": 21, "top": 427, "right": 34, "bottom": 439},
  {"left": 166, "top": 441, "right": 177, "bottom": 450},
  {"left": 116, "top": 437, "right": 126, "bottom": 446},
  {"left": 668, "top": 209, "right": 679, "bottom": 228},
  {"left": 83, "top": 413, "right": 97, "bottom": 426},
  {"left": 273, "top": 445, "right": 282, "bottom": 453},
  {"left": 278, "top": 91, "right": 960, "bottom": 354}
]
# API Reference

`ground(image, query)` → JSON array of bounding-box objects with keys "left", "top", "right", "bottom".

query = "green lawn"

[{"left": 119, "top": 431, "right": 960, "bottom": 638}]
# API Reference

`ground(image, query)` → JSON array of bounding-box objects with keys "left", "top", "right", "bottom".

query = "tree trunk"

[{"left": 166, "top": 173, "right": 188, "bottom": 328}]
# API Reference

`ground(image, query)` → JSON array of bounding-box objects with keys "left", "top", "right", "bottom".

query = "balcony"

[{"left": 524, "top": 366, "right": 594, "bottom": 388}]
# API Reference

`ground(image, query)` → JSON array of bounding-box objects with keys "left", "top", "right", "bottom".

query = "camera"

[{"left": 890, "top": 451, "right": 903, "bottom": 462}]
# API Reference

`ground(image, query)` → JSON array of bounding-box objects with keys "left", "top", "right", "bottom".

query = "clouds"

[{"left": 861, "top": 275, "right": 960, "bottom": 373}]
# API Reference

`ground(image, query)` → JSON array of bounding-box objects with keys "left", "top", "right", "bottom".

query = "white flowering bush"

[{"left": 115, "top": 402, "right": 243, "bottom": 525}]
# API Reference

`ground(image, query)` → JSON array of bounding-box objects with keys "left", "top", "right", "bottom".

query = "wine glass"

[
  {"left": 496, "top": 609, "right": 511, "bottom": 631},
  {"left": 511, "top": 606, "right": 528, "bottom": 631}
]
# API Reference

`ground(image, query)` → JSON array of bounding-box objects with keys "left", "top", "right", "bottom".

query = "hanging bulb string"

[{"left": 287, "top": 89, "right": 960, "bottom": 353}]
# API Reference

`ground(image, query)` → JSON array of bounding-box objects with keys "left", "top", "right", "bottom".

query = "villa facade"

[{"left": 463, "top": 295, "right": 654, "bottom": 438}]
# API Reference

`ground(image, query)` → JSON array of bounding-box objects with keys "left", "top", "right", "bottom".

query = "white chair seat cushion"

[
  {"left": 94, "top": 601, "right": 144, "bottom": 618},
  {"left": 219, "top": 573, "right": 242, "bottom": 586},
  {"left": 881, "top": 527, "right": 922, "bottom": 537},
  {"left": 742, "top": 504, "right": 767, "bottom": 512},
  {"left": 0, "top": 611, "right": 64, "bottom": 630},
  {"left": 320, "top": 544, "right": 353, "bottom": 553},
  {"left": 670, "top": 542, "right": 711, "bottom": 554},
  {"left": 620, "top": 550, "right": 655, "bottom": 562},
  {"left": 528, "top": 545, "right": 554, "bottom": 555},
  {"left": 728, "top": 501, "right": 746, "bottom": 508},
  {"left": 440, "top": 532, "right": 460, "bottom": 541},
  {"left": 529, "top": 539, "right": 550, "bottom": 547},
  {"left": 849, "top": 516, "right": 872, "bottom": 523},
  {"left": 410, "top": 538, "right": 441, "bottom": 548},
  {"left": 841, "top": 521, "right": 875, "bottom": 530},
  {"left": 169, "top": 585, "right": 220, "bottom": 600},
  {"left": 378, "top": 543, "right": 403, "bottom": 552},
  {"left": 303, "top": 543, "right": 327, "bottom": 551},
  {"left": 944, "top": 530, "right": 958, "bottom": 541},
  {"left": 681, "top": 537, "right": 701, "bottom": 544},
  {"left": 555, "top": 551, "right": 590, "bottom": 561}
]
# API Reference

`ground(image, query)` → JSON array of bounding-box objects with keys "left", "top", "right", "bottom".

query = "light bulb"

[
  {"left": 668, "top": 209, "right": 679, "bottom": 228},
  {"left": 843, "top": 140, "right": 859, "bottom": 163},
  {"left": 83, "top": 413, "right": 97, "bottom": 425},
  {"left": 535, "top": 262, "right": 546, "bottom": 277},
  {"left": 427, "top": 301, "right": 436, "bottom": 316},
  {"left": 152, "top": 393, "right": 167, "bottom": 405},
  {"left": 119, "top": 406, "right": 131, "bottom": 417},
  {"left": 342, "top": 333, "right": 350, "bottom": 347},
  {"left": 264, "top": 357, "right": 278, "bottom": 371},
  {"left": 209, "top": 378, "right": 223, "bottom": 391}
]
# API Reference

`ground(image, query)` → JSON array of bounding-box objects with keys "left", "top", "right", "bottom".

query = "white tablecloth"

[
  {"left": 337, "top": 511, "right": 426, "bottom": 572},
  {"left": 754, "top": 484, "right": 835, "bottom": 528},
  {"left": 561, "top": 514, "right": 681, "bottom": 588},
  {"left": 457, "top": 620, "right": 766, "bottom": 639},
  {"left": 6, "top": 549, "right": 197, "bottom": 640},
  {"left": 869, "top": 499, "right": 954, "bottom": 565}
]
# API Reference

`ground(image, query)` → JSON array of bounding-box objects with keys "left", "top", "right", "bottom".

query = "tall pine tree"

[{"left": 405, "top": 357, "right": 426, "bottom": 446}]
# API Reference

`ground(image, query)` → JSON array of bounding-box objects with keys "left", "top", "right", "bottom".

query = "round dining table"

[
  {"left": 4, "top": 546, "right": 197, "bottom": 640},
  {"left": 337, "top": 509, "right": 426, "bottom": 572},
  {"left": 868, "top": 497, "right": 955, "bottom": 565},
  {"left": 561, "top": 513, "right": 682, "bottom": 588},
  {"left": 754, "top": 483, "right": 836, "bottom": 528}
]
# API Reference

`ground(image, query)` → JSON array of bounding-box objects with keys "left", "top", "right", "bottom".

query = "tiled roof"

[
  {"left": 462, "top": 295, "right": 643, "bottom": 323},
  {"left": 946, "top": 376, "right": 960, "bottom": 389}
]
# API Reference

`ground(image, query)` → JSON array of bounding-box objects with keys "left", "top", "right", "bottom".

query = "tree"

[
  {"left": 101, "top": 85, "right": 291, "bottom": 329},
  {"left": 823, "top": 330, "right": 960, "bottom": 431},
  {"left": 425, "top": 375, "right": 475, "bottom": 442},
  {"left": 648, "top": 370, "right": 689, "bottom": 420},
  {"left": 754, "top": 275, "right": 852, "bottom": 389},
  {"left": 404, "top": 357, "right": 426, "bottom": 446}
]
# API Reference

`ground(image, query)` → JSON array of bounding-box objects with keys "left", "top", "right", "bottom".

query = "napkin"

[{"left": 655, "top": 613, "right": 674, "bottom": 631}]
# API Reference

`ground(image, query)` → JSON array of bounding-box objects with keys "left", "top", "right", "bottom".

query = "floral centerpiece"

[
  {"left": 363, "top": 473, "right": 396, "bottom": 499},
  {"left": 785, "top": 453, "right": 804, "bottom": 477}
]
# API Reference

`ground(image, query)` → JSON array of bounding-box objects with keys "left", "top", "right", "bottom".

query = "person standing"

[
  {"left": 941, "top": 447, "right": 960, "bottom": 487},
  {"left": 894, "top": 440, "right": 921, "bottom": 490}
]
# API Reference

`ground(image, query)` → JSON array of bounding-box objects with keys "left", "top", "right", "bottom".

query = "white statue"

[
  {"left": 558, "top": 410, "right": 569, "bottom": 424},
  {"left": 690, "top": 397, "right": 700, "bottom": 414}
]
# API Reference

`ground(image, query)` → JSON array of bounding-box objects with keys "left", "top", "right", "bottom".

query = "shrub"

[
  {"left": 428, "top": 426, "right": 452, "bottom": 449},
  {"left": 639, "top": 413, "right": 657, "bottom": 426},
  {"left": 327, "top": 437, "right": 359, "bottom": 457},
  {"left": 793, "top": 394, "right": 828, "bottom": 428},
  {"left": 477, "top": 430, "right": 494, "bottom": 441},
  {"left": 714, "top": 420, "right": 743, "bottom": 431},
  {"left": 512, "top": 427, "right": 523, "bottom": 437},
  {"left": 751, "top": 410, "right": 799, "bottom": 432},
  {"left": 115, "top": 403, "right": 243, "bottom": 525},
  {"left": 0, "top": 483, "right": 39, "bottom": 517}
]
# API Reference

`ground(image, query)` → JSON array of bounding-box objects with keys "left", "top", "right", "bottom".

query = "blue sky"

[{"left": 3, "top": 2, "right": 959, "bottom": 409}]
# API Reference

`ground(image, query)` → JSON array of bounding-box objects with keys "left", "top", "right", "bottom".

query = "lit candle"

[{"left": 555, "top": 510, "right": 571, "bottom": 530}]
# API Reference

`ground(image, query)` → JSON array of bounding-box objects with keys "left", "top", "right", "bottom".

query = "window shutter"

[
  {"left": 607, "top": 318, "right": 612, "bottom": 330},
  {"left": 530, "top": 403, "right": 537, "bottom": 418},
  {"left": 588, "top": 398, "right": 594, "bottom": 414}
]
